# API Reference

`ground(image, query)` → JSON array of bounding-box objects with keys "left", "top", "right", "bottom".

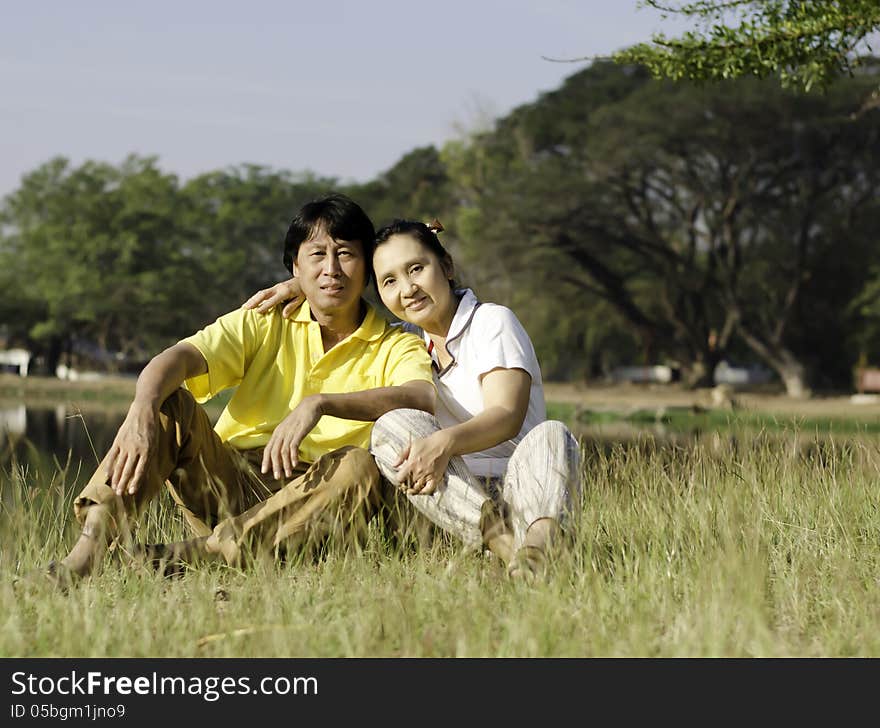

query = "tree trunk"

[
  {"left": 778, "top": 360, "right": 810, "bottom": 399},
  {"left": 738, "top": 328, "right": 811, "bottom": 398},
  {"left": 680, "top": 343, "right": 724, "bottom": 389},
  {"left": 683, "top": 359, "right": 714, "bottom": 389},
  {"left": 45, "top": 336, "right": 63, "bottom": 378}
]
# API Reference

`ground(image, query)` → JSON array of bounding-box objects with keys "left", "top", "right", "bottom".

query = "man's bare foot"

[
  {"left": 45, "top": 560, "right": 77, "bottom": 592},
  {"left": 52, "top": 503, "right": 113, "bottom": 582},
  {"left": 134, "top": 536, "right": 216, "bottom": 576}
]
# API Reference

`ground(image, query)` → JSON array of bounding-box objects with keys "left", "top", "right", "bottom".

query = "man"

[{"left": 49, "top": 193, "right": 434, "bottom": 583}]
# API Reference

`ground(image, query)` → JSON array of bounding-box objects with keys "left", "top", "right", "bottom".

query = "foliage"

[
  {"left": 0, "top": 159, "right": 335, "bottom": 373},
  {"left": 1, "top": 59, "right": 878, "bottom": 391},
  {"left": 178, "top": 165, "right": 333, "bottom": 326},
  {"left": 614, "top": 1, "right": 880, "bottom": 92},
  {"left": 0, "top": 156, "right": 192, "bottom": 370},
  {"left": 440, "top": 61, "right": 880, "bottom": 392},
  {"left": 350, "top": 146, "right": 453, "bottom": 229}
]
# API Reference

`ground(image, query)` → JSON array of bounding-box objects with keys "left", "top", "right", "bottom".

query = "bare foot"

[
  {"left": 134, "top": 536, "right": 216, "bottom": 577},
  {"left": 479, "top": 499, "right": 514, "bottom": 567},
  {"left": 55, "top": 503, "right": 113, "bottom": 580},
  {"left": 508, "top": 517, "right": 559, "bottom": 581}
]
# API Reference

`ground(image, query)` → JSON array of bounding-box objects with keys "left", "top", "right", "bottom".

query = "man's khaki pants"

[{"left": 73, "top": 389, "right": 382, "bottom": 564}]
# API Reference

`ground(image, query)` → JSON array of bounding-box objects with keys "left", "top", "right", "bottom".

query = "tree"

[
  {"left": 0, "top": 156, "right": 195, "bottom": 373},
  {"left": 178, "top": 166, "right": 333, "bottom": 326},
  {"left": 608, "top": 2, "right": 880, "bottom": 392},
  {"left": 350, "top": 146, "right": 453, "bottom": 228},
  {"left": 442, "top": 62, "right": 880, "bottom": 394},
  {"left": 613, "top": 1, "right": 880, "bottom": 95}
]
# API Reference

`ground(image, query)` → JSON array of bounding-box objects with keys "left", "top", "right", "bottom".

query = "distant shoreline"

[{"left": 0, "top": 372, "right": 136, "bottom": 411}]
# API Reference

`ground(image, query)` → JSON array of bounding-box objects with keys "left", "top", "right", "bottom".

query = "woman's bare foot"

[
  {"left": 479, "top": 499, "right": 514, "bottom": 566},
  {"left": 508, "top": 517, "right": 559, "bottom": 581}
]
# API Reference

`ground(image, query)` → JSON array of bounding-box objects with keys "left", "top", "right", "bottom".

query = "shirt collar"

[
  {"left": 421, "top": 288, "right": 481, "bottom": 350},
  {"left": 446, "top": 288, "right": 480, "bottom": 343},
  {"left": 293, "top": 299, "right": 386, "bottom": 342}
]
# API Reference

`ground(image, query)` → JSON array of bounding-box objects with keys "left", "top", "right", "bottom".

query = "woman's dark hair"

[
  {"left": 282, "top": 193, "right": 376, "bottom": 280},
  {"left": 373, "top": 219, "right": 455, "bottom": 287}
]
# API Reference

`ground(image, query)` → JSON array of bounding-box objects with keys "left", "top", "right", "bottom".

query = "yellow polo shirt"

[{"left": 180, "top": 301, "right": 432, "bottom": 462}]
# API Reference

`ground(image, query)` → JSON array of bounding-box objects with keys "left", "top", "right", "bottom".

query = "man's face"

[{"left": 293, "top": 230, "right": 367, "bottom": 316}]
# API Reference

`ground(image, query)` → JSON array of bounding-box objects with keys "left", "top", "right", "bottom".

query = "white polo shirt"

[{"left": 404, "top": 289, "right": 546, "bottom": 478}]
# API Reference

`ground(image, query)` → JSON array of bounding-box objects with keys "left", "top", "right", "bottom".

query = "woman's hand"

[
  {"left": 261, "top": 395, "right": 324, "bottom": 479},
  {"left": 394, "top": 430, "right": 453, "bottom": 495},
  {"left": 242, "top": 278, "right": 303, "bottom": 318}
]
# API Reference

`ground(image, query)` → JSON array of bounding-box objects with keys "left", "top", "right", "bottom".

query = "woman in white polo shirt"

[
  {"left": 246, "top": 220, "right": 581, "bottom": 579},
  {"left": 367, "top": 220, "right": 581, "bottom": 579}
]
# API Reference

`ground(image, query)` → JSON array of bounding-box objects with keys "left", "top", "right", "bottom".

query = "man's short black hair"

[{"left": 282, "top": 193, "right": 376, "bottom": 281}]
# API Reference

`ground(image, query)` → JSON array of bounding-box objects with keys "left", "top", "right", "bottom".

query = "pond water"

[
  {"left": 1, "top": 404, "right": 125, "bottom": 477},
  {"left": 2, "top": 403, "right": 875, "bottom": 489}
]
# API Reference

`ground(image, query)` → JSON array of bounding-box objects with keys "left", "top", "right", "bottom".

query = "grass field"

[{"left": 3, "top": 421, "right": 879, "bottom": 657}]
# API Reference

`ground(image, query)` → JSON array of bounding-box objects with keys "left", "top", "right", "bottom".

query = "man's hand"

[
  {"left": 106, "top": 402, "right": 158, "bottom": 496},
  {"left": 395, "top": 430, "right": 453, "bottom": 496},
  {"left": 242, "top": 278, "right": 303, "bottom": 319},
  {"left": 261, "top": 395, "right": 325, "bottom": 479}
]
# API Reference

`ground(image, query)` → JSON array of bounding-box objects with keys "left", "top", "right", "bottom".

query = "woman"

[{"left": 246, "top": 220, "right": 581, "bottom": 578}]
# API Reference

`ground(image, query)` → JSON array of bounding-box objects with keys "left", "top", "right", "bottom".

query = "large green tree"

[
  {"left": 443, "top": 62, "right": 880, "bottom": 394},
  {"left": 350, "top": 146, "right": 453, "bottom": 229},
  {"left": 0, "top": 156, "right": 195, "bottom": 373}
]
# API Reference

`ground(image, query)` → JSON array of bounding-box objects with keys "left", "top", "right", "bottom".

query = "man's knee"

[
  {"left": 158, "top": 387, "right": 198, "bottom": 420},
  {"left": 309, "top": 446, "right": 382, "bottom": 500},
  {"left": 334, "top": 446, "right": 381, "bottom": 486}
]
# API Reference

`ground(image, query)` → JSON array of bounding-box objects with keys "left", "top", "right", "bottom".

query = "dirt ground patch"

[
  {"left": 0, "top": 372, "right": 136, "bottom": 411},
  {"left": 4, "top": 374, "right": 880, "bottom": 421},
  {"left": 543, "top": 382, "right": 880, "bottom": 420}
]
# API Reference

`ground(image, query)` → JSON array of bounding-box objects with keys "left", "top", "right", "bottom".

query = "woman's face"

[{"left": 372, "top": 233, "right": 455, "bottom": 331}]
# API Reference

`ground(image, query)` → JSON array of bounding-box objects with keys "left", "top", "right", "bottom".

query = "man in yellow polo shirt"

[{"left": 50, "top": 193, "right": 434, "bottom": 583}]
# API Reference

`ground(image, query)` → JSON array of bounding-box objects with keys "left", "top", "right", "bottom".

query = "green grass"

[{"left": 2, "top": 430, "right": 879, "bottom": 657}]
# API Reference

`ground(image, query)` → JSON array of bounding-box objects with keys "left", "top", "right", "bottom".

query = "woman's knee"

[
  {"left": 371, "top": 408, "right": 438, "bottom": 447},
  {"left": 523, "top": 419, "right": 574, "bottom": 446}
]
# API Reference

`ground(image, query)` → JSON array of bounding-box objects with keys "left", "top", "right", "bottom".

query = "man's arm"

[
  {"left": 261, "top": 380, "right": 435, "bottom": 479},
  {"left": 316, "top": 380, "right": 435, "bottom": 421},
  {"left": 106, "top": 342, "right": 207, "bottom": 496}
]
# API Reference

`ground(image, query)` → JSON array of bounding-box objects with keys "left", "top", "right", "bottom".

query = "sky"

[{"left": 0, "top": 1, "right": 692, "bottom": 199}]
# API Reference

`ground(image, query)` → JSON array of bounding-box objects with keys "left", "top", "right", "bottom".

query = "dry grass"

[{"left": 2, "top": 429, "right": 879, "bottom": 657}]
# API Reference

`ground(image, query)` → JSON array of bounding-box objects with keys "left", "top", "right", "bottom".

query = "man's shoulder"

[
  {"left": 236, "top": 305, "right": 292, "bottom": 333},
  {"left": 378, "top": 321, "right": 427, "bottom": 348},
  {"left": 366, "top": 316, "right": 430, "bottom": 365},
  {"left": 185, "top": 305, "right": 284, "bottom": 347}
]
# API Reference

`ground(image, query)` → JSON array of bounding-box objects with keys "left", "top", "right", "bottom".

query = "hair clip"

[{"left": 426, "top": 218, "right": 444, "bottom": 234}]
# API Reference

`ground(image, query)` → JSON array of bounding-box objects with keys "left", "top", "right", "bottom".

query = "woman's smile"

[{"left": 405, "top": 294, "right": 430, "bottom": 311}]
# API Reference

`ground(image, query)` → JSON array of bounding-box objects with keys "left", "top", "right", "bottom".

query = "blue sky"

[{"left": 0, "top": 1, "right": 691, "bottom": 197}]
